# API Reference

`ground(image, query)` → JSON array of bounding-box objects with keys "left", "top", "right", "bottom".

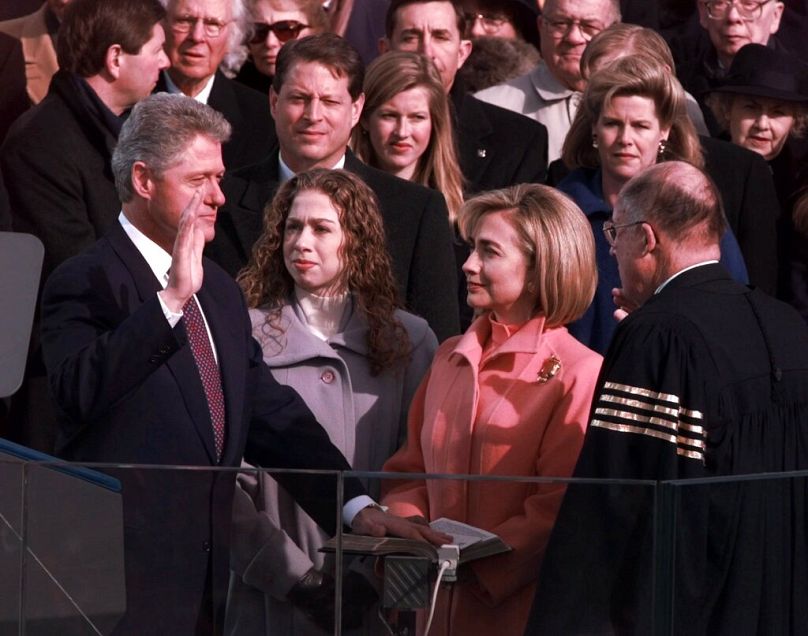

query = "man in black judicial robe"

[{"left": 525, "top": 161, "right": 808, "bottom": 635}]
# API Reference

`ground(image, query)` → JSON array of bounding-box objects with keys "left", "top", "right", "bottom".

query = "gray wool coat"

[{"left": 225, "top": 299, "right": 437, "bottom": 635}]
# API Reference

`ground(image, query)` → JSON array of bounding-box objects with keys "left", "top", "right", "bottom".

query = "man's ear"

[
  {"left": 378, "top": 37, "right": 391, "bottom": 54},
  {"left": 131, "top": 161, "right": 154, "bottom": 199},
  {"left": 640, "top": 222, "right": 657, "bottom": 255},
  {"left": 770, "top": 1, "right": 785, "bottom": 34},
  {"left": 350, "top": 93, "right": 365, "bottom": 129},
  {"left": 457, "top": 38, "right": 472, "bottom": 69},
  {"left": 105, "top": 44, "right": 123, "bottom": 80},
  {"left": 696, "top": 1, "right": 710, "bottom": 29},
  {"left": 269, "top": 87, "right": 279, "bottom": 118}
]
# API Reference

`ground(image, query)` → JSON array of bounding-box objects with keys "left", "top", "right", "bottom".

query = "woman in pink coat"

[{"left": 382, "top": 184, "right": 603, "bottom": 636}]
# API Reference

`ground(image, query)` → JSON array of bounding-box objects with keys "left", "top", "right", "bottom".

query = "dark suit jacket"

[
  {"left": 701, "top": 136, "right": 780, "bottom": 294},
  {"left": 40, "top": 222, "right": 363, "bottom": 635},
  {"left": 452, "top": 82, "right": 548, "bottom": 191},
  {"left": 156, "top": 71, "right": 276, "bottom": 170},
  {"left": 1, "top": 69, "right": 121, "bottom": 279},
  {"left": 207, "top": 149, "right": 461, "bottom": 341}
]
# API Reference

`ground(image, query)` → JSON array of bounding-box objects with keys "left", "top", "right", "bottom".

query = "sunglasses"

[{"left": 249, "top": 20, "right": 308, "bottom": 44}]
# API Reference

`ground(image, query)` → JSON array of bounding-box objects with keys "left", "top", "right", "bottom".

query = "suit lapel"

[
  {"left": 232, "top": 152, "right": 280, "bottom": 254},
  {"left": 455, "top": 93, "right": 495, "bottom": 184},
  {"left": 106, "top": 223, "right": 219, "bottom": 464},
  {"left": 208, "top": 72, "right": 238, "bottom": 124}
]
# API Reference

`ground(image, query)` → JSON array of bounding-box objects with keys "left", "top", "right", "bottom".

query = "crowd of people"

[{"left": 1, "top": 0, "right": 808, "bottom": 634}]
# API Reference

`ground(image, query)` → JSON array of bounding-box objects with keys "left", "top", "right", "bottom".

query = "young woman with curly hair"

[{"left": 227, "top": 169, "right": 438, "bottom": 635}]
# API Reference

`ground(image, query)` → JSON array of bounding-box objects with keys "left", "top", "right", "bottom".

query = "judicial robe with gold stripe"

[{"left": 524, "top": 263, "right": 808, "bottom": 635}]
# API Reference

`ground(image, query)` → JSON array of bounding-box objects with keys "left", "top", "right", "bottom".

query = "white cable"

[{"left": 424, "top": 560, "right": 451, "bottom": 635}]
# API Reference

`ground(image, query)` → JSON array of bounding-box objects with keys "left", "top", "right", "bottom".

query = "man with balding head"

[
  {"left": 475, "top": 0, "right": 620, "bottom": 161},
  {"left": 157, "top": 0, "right": 276, "bottom": 168},
  {"left": 525, "top": 161, "right": 808, "bottom": 634}
]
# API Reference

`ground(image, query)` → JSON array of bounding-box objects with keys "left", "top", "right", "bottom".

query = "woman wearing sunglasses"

[{"left": 236, "top": 0, "right": 328, "bottom": 93}]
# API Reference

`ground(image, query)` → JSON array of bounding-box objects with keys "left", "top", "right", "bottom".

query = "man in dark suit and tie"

[
  {"left": 207, "top": 33, "right": 461, "bottom": 341},
  {"left": 40, "top": 93, "right": 447, "bottom": 635}
]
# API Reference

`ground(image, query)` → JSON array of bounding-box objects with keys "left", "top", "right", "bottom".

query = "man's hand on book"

[{"left": 352, "top": 506, "right": 452, "bottom": 545}]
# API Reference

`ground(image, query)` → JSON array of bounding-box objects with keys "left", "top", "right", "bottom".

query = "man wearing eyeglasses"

[
  {"left": 157, "top": 0, "right": 277, "bottom": 169},
  {"left": 525, "top": 160, "right": 808, "bottom": 635},
  {"left": 476, "top": 0, "right": 620, "bottom": 162},
  {"left": 678, "top": 0, "right": 785, "bottom": 134}
]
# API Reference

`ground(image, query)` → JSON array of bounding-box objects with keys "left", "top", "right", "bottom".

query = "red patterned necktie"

[{"left": 183, "top": 296, "right": 226, "bottom": 460}]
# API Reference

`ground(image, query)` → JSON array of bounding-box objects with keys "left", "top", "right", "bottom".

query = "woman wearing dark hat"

[
  {"left": 708, "top": 42, "right": 808, "bottom": 312},
  {"left": 707, "top": 43, "right": 808, "bottom": 164}
]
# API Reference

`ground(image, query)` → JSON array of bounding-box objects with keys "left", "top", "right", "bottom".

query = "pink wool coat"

[{"left": 382, "top": 314, "right": 602, "bottom": 636}]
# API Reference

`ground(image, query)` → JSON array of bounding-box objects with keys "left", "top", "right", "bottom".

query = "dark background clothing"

[
  {"left": 207, "top": 148, "right": 461, "bottom": 342},
  {"left": 41, "top": 221, "right": 364, "bottom": 635},
  {"left": 526, "top": 263, "right": 808, "bottom": 635},
  {"left": 2, "top": 69, "right": 120, "bottom": 278},
  {"left": 451, "top": 78, "right": 549, "bottom": 191},
  {"left": 1, "top": 69, "right": 122, "bottom": 451},
  {"left": 701, "top": 136, "right": 781, "bottom": 294},
  {"left": 155, "top": 71, "right": 277, "bottom": 171},
  {"left": 0, "top": 1, "right": 42, "bottom": 21},
  {"left": 0, "top": 31, "right": 29, "bottom": 144}
]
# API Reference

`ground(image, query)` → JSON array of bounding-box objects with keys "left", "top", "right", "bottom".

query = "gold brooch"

[{"left": 537, "top": 356, "right": 561, "bottom": 383}]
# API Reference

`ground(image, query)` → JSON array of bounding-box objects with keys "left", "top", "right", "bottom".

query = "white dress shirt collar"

[
  {"left": 119, "top": 211, "right": 172, "bottom": 288},
  {"left": 278, "top": 153, "right": 347, "bottom": 182},
  {"left": 162, "top": 71, "right": 217, "bottom": 105}
]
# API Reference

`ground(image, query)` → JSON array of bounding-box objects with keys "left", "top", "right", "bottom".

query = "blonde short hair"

[{"left": 458, "top": 184, "right": 597, "bottom": 327}]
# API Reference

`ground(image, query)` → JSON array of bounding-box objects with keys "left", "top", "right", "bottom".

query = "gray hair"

[
  {"left": 112, "top": 93, "right": 232, "bottom": 202},
  {"left": 160, "top": 0, "right": 249, "bottom": 77}
]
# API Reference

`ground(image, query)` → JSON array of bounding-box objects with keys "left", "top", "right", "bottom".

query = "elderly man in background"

[
  {"left": 475, "top": 0, "right": 620, "bottom": 162},
  {"left": 157, "top": 0, "right": 276, "bottom": 168},
  {"left": 525, "top": 161, "right": 808, "bottom": 634}
]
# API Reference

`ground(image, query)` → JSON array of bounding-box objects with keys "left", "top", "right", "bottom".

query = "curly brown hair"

[{"left": 238, "top": 169, "right": 412, "bottom": 375}]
